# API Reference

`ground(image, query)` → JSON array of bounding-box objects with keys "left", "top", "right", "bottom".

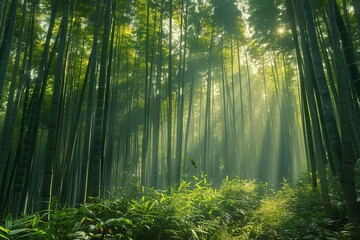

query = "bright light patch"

[{"left": 277, "top": 27, "right": 285, "bottom": 35}]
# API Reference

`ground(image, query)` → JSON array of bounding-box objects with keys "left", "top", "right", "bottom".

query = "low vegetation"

[{"left": 0, "top": 175, "right": 355, "bottom": 239}]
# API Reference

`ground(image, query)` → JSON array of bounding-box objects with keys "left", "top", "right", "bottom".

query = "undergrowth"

[{"left": 0, "top": 176, "right": 351, "bottom": 239}]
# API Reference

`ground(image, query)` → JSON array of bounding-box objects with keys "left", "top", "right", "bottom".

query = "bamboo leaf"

[
  {"left": 10, "top": 229, "right": 46, "bottom": 239},
  {"left": 9, "top": 228, "right": 29, "bottom": 235},
  {"left": 32, "top": 214, "right": 40, "bottom": 228},
  {"left": 5, "top": 213, "right": 12, "bottom": 230},
  {"left": 0, "top": 226, "right": 10, "bottom": 234},
  {"left": 0, "top": 233, "right": 9, "bottom": 240},
  {"left": 191, "top": 229, "right": 199, "bottom": 240},
  {"left": 188, "top": 157, "right": 198, "bottom": 168}
]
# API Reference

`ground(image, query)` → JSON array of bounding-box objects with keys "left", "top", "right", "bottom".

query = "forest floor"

[{"left": 1, "top": 174, "right": 359, "bottom": 239}]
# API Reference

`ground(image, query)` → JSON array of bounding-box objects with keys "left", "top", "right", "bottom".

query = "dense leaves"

[{"left": 0, "top": 177, "right": 352, "bottom": 239}]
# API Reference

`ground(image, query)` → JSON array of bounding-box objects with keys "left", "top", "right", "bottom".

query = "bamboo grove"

[{"left": 0, "top": 0, "right": 359, "bottom": 225}]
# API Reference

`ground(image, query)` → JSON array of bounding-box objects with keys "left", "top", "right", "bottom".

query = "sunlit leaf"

[
  {"left": 9, "top": 228, "right": 29, "bottom": 235},
  {"left": 32, "top": 215, "right": 40, "bottom": 229},
  {"left": 0, "top": 226, "right": 10, "bottom": 234}
]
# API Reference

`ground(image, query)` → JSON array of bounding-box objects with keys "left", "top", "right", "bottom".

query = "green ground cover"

[{"left": 0, "top": 176, "right": 356, "bottom": 239}]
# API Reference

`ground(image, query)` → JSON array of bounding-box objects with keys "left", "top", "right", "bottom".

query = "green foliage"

[
  {"left": 0, "top": 177, "right": 349, "bottom": 239},
  {"left": 236, "top": 180, "right": 347, "bottom": 239},
  {"left": 0, "top": 213, "right": 48, "bottom": 239},
  {"left": 210, "top": 0, "right": 244, "bottom": 37}
]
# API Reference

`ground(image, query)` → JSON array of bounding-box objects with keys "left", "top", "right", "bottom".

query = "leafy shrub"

[
  {"left": 0, "top": 176, "right": 350, "bottom": 239},
  {"left": 237, "top": 179, "right": 347, "bottom": 239}
]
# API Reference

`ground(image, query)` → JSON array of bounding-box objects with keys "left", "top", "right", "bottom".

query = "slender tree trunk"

[
  {"left": 301, "top": 0, "right": 343, "bottom": 200},
  {"left": 236, "top": 40, "right": 245, "bottom": 178},
  {"left": 1, "top": 0, "right": 34, "bottom": 210},
  {"left": 203, "top": 23, "right": 215, "bottom": 175},
  {"left": 220, "top": 40, "right": 229, "bottom": 177},
  {"left": 0, "top": 0, "right": 8, "bottom": 38},
  {"left": 88, "top": 0, "right": 112, "bottom": 198},
  {"left": 334, "top": 3, "right": 360, "bottom": 100},
  {"left": 329, "top": 0, "right": 360, "bottom": 225},
  {"left": 167, "top": 0, "right": 173, "bottom": 187},
  {"left": 68, "top": 42, "right": 93, "bottom": 203},
  {"left": 183, "top": 24, "right": 199, "bottom": 174},
  {"left": 79, "top": 0, "right": 101, "bottom": 202},
  {"left": 0, "top": 0, "right": 30, "bottom": 217},
  {"left": 285, "top": 0, "right": 317, "bottom": 187},
  {"left": 229, "top": 39, "right": 238, "bottom": 176},
  {"left": 295, "top": 0, "right": 332, "bottom": 206},
  {"left": 80, "top": 1, "right": 103, "bottom": 201},
  {"left": 0, "top": 0, "right": 27, "bottom": 186},
  {"left": 11, "top": 0, "right": 58, "bottom": 217},
  {"left": 175, "top": 0, "right": 187, "bottom": 185},
  {"left": 151, "top": 1, "right": 164, "bottom": 188},
  {"left": 102, "top": 0, "right": 116, "bottom": 197},
  {"left": 244, "top": 47, "right": 253, "bottom": 177},
  {"left": 0, "top": 0, "right": 18, "bottom": 102},
  {"left": 41, "top": 0, "right": 69, "bottom": 212},
  {"left": 141, "top": 0, "right": 151, "bottom": 187},
  {"left": 316, "top": 11, "right": 339, "bottom": 105}
]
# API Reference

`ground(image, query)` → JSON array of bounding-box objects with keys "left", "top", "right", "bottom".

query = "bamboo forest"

[{"left": 1, "top": 0, "right": 360, "bottom": 239}]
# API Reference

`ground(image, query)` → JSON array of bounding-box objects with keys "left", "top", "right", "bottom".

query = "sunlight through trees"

[{"left": 0, "top": 0, "right": 359, "bottom": 234}]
